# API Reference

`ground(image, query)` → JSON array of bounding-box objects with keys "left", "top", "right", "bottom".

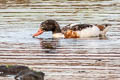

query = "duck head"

[{"left": 33, "top": 20, "right": 61, "bottom": 37}]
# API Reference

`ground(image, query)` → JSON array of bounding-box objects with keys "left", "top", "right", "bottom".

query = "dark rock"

[
  {"left": 0, "top": 65, "right": 8, "bottom": 76},
  {"left": 15, "top": 70, "right": 45, "bottom": 80},
  {"left": 7, "top": 65, "right": 30, "bottom": 74},
  {"left": 0, "top": 65, "right": 29, "bottom": 76},
  {"left": 0, "top": 65, "right": 45, "bottom": 80}
]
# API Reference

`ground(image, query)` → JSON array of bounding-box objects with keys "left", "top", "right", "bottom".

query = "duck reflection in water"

[{"left": 39, "top": 38, "right": 60, "bottom": 53}]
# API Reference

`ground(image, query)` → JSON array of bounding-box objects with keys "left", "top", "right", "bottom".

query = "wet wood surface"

[{"left": 0, "top": 0, "right": 120, "bottom": 80}]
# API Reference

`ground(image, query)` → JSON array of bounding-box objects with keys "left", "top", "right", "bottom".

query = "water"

[{"left": 0, "top": 0, "right": 120, "bottom": 80}]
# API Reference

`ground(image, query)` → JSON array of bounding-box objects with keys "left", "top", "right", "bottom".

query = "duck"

[
  {"left": 32, "top": 19, "right": 64, "bottom": 38},
  {"left": 32, "top": 19, "right": 111, "bottom": 38},
  {"left": 63, "top": 23, "right": 111, "bottom": 38}
]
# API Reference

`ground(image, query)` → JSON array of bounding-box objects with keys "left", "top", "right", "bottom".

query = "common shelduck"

[{"left": 32, "top": 20, "right": 111, "bottom": 38}]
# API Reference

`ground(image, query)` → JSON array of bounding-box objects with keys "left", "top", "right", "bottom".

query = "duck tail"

[{"left": 101, "top": 24, "right": 111, "bottom": 35}]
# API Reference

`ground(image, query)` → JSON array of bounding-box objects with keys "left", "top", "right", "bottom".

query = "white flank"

[{"left": 77, "top": 25, "right": 100, "bottom": 38}]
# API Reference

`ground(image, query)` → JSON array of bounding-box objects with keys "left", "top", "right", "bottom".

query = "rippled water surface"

[{"left": 0, "top": 0, "right": 120, "bottom": 80}]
